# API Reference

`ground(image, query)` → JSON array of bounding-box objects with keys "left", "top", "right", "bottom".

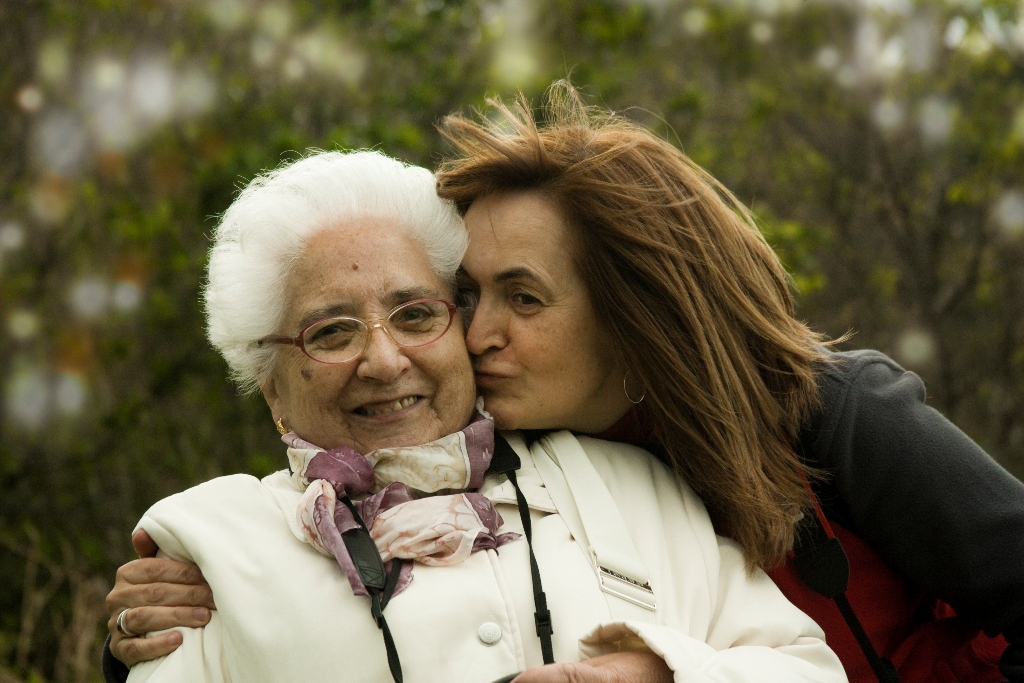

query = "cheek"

[
  {"left": 451, "top": 356, "right": 476, "bottom": 397},
  {"left": 510, "top": 317, "right": 564, "bottom": 375},
  {"left": 288, "top": 362, "right": 353, "bottom": 412},
  {"left": 573, "top": 331, "right": 613, "bottom": 379},
  {"left": 289, "top": 358, "right": 322, "bottom": 390},
  {"left": 517, "top": 314, "right": 608, "bottom": 408},
  {"left": 430, "top": 339, "right": 474, "bottom": 390}
]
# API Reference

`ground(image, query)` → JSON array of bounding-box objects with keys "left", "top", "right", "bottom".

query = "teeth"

[{"left": 361, "top": 396, "right": 418, "bottom": 416}]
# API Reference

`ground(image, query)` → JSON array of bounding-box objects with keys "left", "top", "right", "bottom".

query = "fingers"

[
  {"left": 584, "top": 652, "right": 673, "bottom": 683},
  {"left": 116, "top": 557, "right": 209, "bottom": 588},
  {"left": 106, "top": 557, "right": 215, "bottom": 640},
  {"left": 109, "top": 630, "right": 183, "bottom": 668},
  {"left": 132, "top": 529, "right": 160, "bottom": 558},
  {"left": 102, "top": 532, "right": 212, "bottom": 668},
  {"left": 105, "top": 605, "right": 208, "bottom": 666},
  {"left": 107, "top": 575, "right": 215, "bottom": 617},
  {"left": 510, "top": 663, "right": 608, "bottom": 683},
  {"left": 133, "top": 579, "right": 216, "bottom": 609},
  {"left": 120, "top": 605, "right": 212, "bottom": 636},
  {"left": 511, "top": 654, "right": 672, "bottom": 683}
]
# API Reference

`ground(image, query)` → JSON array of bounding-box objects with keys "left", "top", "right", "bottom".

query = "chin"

[
  {"left": 490, "top": 418, "right": 516, "bottom": 431},
  {"left": 482, "top": 399, "right": 533, "bottom": 432},
  {"left": 363, "top": 428, "right": 444, "bottom": 451}
]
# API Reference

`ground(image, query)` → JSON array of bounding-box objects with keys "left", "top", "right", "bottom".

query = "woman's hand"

[
  {"left": 512, "top": 652, "right": 673, "bottom": 683},
  {"left": 105, "top": 530, "right": 216, "bottom": 666}
]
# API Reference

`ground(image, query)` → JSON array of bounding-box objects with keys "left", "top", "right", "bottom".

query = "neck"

[{"left": 569, "top": 402, "right": 633, "bottom": 434}]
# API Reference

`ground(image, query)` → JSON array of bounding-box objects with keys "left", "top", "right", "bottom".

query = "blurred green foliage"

[{"left": 1, "top": 0, "right": 1023, "bottom": 679}]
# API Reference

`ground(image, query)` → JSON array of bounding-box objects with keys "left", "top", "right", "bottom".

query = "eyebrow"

[
  {"left": 296, "top": 304, "right": 356, "bottom": 331},
  {"left": 493, "top": 266, "right": 543, "bottom": 284},
  {"left": 294, "top": 286, "right": 442, "bottom": 331},
  {"left": 384, "top": 286, "right": 441, "bottom": 305}
]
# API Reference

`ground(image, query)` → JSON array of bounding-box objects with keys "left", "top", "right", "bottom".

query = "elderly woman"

[
  {"left": 111, "top": 149, "right": 845, "bottom": 683},
  {"left": 107, "top": 85, "right": 1024, "bottom": 682}
]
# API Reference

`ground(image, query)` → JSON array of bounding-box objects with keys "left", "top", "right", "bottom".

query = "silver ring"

[{"left": 116, "top": 608, "right": 139, "bottom": 637}]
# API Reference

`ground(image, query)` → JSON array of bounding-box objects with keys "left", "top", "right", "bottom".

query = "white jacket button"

[{"left": 477, "top": 622, "right": 502, "bottom": 645}]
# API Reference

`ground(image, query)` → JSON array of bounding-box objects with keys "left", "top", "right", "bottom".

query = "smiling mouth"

[{"left": 355, "top": 395, "right": 420, "bottom": 417}]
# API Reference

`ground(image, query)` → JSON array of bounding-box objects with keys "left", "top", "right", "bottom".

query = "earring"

[
  {"left": 275, "top": 418, "right": 288, "bottom": 435},
  {"left": 623, "top": 371, "right": 645, "bottom": 404}
]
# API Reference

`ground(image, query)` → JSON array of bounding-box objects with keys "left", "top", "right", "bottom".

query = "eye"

[
  {"left": 390, "top": 301, "right": 449, "bottom": 336},
  {"left": 306, "top": 319, "right": 361, "bottom": 348},
  {"left": 511, "top": 291, "right": 542, "bottom": 309},
  {"left": 397, "top": 305, "right": 425, "bottom": 321},
  {"left": 393, "top": 303, "right": 430, "bottom": 323},
  {"left": 455, "top": 286, "right": 479, "bottom": 312}
]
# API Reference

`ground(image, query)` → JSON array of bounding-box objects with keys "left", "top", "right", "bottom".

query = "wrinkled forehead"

[
  {"left": 283, "top": 220, "right": 451, "bottom": 325},
  {"left": 462, "top": 191, "right": 581, "bottom": 287}
]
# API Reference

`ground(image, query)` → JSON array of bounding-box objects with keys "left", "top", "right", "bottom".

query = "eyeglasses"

[{"left": 256, "top": 299, "right": 457, "bottom": 364}]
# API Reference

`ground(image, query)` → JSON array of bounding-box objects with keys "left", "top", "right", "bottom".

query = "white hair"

[{"left": 205, "top": 150, "right": 468, "bottom": 393}]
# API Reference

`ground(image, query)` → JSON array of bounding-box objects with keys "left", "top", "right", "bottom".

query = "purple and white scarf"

[{"left": 284, "top": 404, "right": 518, "bottom": 597}]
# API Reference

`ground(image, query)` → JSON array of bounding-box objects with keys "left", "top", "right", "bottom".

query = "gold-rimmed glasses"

[{"left": 255, "top": 299, "right": 457, "bottom": 364}]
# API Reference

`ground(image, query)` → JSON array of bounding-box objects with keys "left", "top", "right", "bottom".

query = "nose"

[
  {"left": 355, "top": 324, "right": 410, "bottom": 383},
  {"left": 465, "top": 299, "right": 508, "bottom": 357}
]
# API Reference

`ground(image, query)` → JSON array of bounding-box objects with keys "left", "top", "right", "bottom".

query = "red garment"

[
  {"left": 768, "top": 519, "right": 1006, "bottom": 683},
  {"left": 598, "top": 409, "right": 1008, "bottom": 682},
  {"left": 595, "top": 405, "right": 661, "bottom": 445}
]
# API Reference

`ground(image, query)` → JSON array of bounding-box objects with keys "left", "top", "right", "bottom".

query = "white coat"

[{"left": 127, "top": 431, "right": 847, "bottom": 683}]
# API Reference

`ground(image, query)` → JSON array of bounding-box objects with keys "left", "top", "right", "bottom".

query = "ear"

[{"left": 260, "top": 374, "right": 283, "bottom": 422}]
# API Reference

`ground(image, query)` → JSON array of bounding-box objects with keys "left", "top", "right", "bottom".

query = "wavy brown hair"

[{"left": 436, "top": 81, "right": 830, "bottom": 570}]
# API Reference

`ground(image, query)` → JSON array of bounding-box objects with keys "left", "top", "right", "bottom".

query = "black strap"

[
  {"left": 371, "top": 590, "right": 403, "bottom": 682},
  {"left": 834, "top": 593, "right": 900, "bottom": 683},
  {"left": 491, "top": 435, "right": 555, "bottom": 664},
  {"left": 340, "top": 496, "right": 404, "bottom": 683},
  {"left": 379, "top": 556, "right": 403, "bottom": 612},
  {"left": 793, "top": 517, "right": 900, "bottom": 683}
]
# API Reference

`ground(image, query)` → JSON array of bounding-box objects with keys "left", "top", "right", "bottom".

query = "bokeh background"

[{"left": 1, "top": 0, "right": 1023, "bottom": 680}]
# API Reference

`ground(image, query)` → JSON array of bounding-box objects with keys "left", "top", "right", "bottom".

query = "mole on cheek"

[
  {"left": 301, "top": 368, "right": 313, "bottom": 380},
  {"left": 351, "top": 263, "right": 358, "bottom": 270}
]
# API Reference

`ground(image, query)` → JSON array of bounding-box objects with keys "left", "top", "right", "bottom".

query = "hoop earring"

[
  {"left": 623, "top": 371, "right": 645, "bottom": 404},
  {"left": 275, "top": 418, "right": 288, "bottom": 435}
]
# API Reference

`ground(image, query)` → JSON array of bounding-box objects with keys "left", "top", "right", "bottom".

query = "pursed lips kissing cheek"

[{"left": 472, "top": 367, "right": 515, "bottom": 387}]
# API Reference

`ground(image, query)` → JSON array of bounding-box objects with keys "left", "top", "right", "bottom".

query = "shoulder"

[
  {"left": 813, "top": 348, "right": 914, "bottom": 410},
  {"left": 143, "top": 474, "right": 271, "bottom": 518},
  {"left": 816, "top": 347, "right": 905, "bottom": 379},
  {"left": 574, "top": 435, "right": 673, "bottom": 483},
  {"left": 572, "top": 435, "right": 710, "bottom": 521},
  {"left": 803, "top": 348, "right": 928, "bottom": 466},
  {"left": 137, "top": 474, "right": 288, "bottom": 562},
  {"left": 136, "top": 475, "right": 282, "bottom": 548}
]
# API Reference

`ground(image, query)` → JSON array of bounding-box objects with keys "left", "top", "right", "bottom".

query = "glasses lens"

[
  {"left": 387, "top": 300, "right": 451, "bottom": 347},
  {"left": 302, "top": 317, "right": 366, "bottom": 363}
]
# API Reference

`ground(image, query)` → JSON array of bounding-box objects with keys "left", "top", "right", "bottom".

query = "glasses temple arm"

[{"left": 254, "top": 335, "right": 299, "bottom": 349}]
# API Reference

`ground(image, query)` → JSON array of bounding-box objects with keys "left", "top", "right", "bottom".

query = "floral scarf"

[{"left": 283, "top": 404, "right": 518, "bottom": 597}]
